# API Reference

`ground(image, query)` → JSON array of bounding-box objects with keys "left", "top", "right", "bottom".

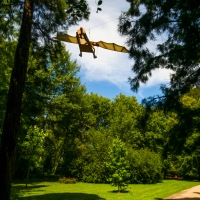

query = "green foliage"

[
  {"left": 27, "top": 44, "right": 86, "bottom": 175},
  {"left": 17, "top": 85, "right": 200, "bottom": 183},
  {"left": 69, "top": 129, "right": 111, "bottom": 183},
  {"left": 119, "top": 0, "right": 200, "bottom": 94},
  {"left": 22, "top": 126, "right": 44, "bottom": 156},
  {"left": 106, "top": 138, "right": 130, "bottom": 192},
  {"left": 163, "top": 149, "right": 200, "bottom": 180},
  {"left": 0, "top": 41, "right": 15, "bottom": 134},
  {"left": 128, "top": 148, "right": 163, "bottom": 184},
  {"left": 62, "top": 94, "right": 112, "bottom": 182},
  {"left": 1, "top": 29, "right": 199, "bottom": 187},
  {"left": 177, "top": 130, "right": 200, "bottom": 180},
  {"left": 20, "top": 125, "right": 45, "bottom": 180},
  {"left": 143, "top": 110, "right": 178, "bottom": 153},
  {"left": 66, "top": 0, "right": 90, "bottom": 24},
  {"left": 0, "top": 0, "right": 98, "bottom": 199},
  {"left": 109, "top": 94, "right": 143, "bottom": 147},
  {"left": 163, "top": 155, "right": 179, "bottom": 178},
  {"left": 96, "top": 0, "right": 103, "bottom": 13},
  {"left": 82, "top": 93, "right": 111, "bottom": 130}
]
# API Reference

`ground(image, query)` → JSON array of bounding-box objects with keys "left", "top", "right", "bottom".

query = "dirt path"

[{"left": 164, "top": 185, "right": 200, "bottom": 199}]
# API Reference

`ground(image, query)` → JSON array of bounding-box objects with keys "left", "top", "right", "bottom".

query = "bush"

[
  {"left": 128, "top": 148, "right": 163, "bottom": 184},
  {"left": 58, "top": 177, "right": 77, "bottom": 184},
  {"left": 82, "top": 161, "right": 108, "bottom": 183},
  {"left": 163, "top": 155, "right": 180, "bottom": 178},
  {"left": 68, "top": 130, "right": 111, "bottom": 183},
  {"left": 178, "top": 151, "right": 200, "bottom": 180}
]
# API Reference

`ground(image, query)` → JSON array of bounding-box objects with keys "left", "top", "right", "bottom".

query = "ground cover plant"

[{"left": 11, "top": 179, "right": 200, "bottom": 200}]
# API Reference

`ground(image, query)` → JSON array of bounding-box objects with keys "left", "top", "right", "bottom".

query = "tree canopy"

[
  {"left": 1, "top": 40, "right": 200, "bottom": 189},
  {"left": 118, "top": 0, "right": 200, "bottom": 96}
]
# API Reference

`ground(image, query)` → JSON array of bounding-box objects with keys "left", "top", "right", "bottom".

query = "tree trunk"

[
  {"left": 0, "top": 1, "right": 34, "bottom": 199},
  {"left": 26, "top": 160, "right": 31, "bottom": 188}
]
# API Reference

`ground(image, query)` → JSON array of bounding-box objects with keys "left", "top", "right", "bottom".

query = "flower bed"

[{"left": 58, "top": 177, "right": 77, "bottom": 184}]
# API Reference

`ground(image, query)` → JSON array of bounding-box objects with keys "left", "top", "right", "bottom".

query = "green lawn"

[{"left": 11, "top": 180, "right": 200, "bottom": 200}]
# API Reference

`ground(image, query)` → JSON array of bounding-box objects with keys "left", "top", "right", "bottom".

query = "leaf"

[
  {"left": 98, "top": 0, "right": 103, "bottom": 6},
  {"left": 66, "top": 7, "right": 73, "bottom": 14},
  {"left": 77, "top": 13, "right": 82, "bottom": 18},
  {"left": 96, "top": 7, "right": 102, "bottom": 13}
]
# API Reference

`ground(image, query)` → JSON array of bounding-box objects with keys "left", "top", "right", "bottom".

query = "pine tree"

[{"left": 118, "top": 0, "right": 200, "bottom": 96}]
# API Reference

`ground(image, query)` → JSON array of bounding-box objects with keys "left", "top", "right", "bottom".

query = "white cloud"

[
  {"left": 140, "top": 68, "right": 172, "bottom": 88},
  {"left": 63, "top": 0, "right": 171, "bottom": 94}
]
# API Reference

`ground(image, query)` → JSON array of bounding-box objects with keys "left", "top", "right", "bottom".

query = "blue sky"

[{"left": 62, "top": 0, "right": 172, "bottom": 102}]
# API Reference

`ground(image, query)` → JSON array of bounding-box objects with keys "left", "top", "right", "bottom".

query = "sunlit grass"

[{"left": 11, "top": 179, "right": 200, "bottom": 200}]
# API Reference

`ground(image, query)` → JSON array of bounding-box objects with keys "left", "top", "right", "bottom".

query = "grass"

[{"left": 11, "top": 179, "right": 200, "bottom": 200}]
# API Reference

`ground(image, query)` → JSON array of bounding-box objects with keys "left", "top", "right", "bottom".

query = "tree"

[
  {"left": 33, "top": 44, "right": 86, "bottom": 175},
  {"left": 106, "top": 138, "right": 130, "bottom": 192},
  {"left": 82, "top": 93, "right": 111, "bottom": 130},
  {"left": 69, "top": 129, "right": 112, "bottom": 183},
  {"left": 175, "top": 88, "right": 200, "bottom": 179},
  {"left": 109, "top": 94, "right": 143, "bottom": 148},
  {"left": 0, "top": 2, "right": 34, "bottom": 198},
  {"left": 65, "top": 94, "right": 112, "bottom": 182},
  {"left": 161, "top": 88, "right": 200, "bottom": 179},
  {"left": 0, "top": 41, "right": 16, "bottom": 133},
  {"left": 118, "top": 1, "right": 200, "bottom": 176},
  {"left": 141, "top": 110, "right": 178, "bottom": 154},
  {"left": 118, "top": 0, "right": 200, "bottom": 96},
  {"left": 20, "top": 126, "right": 44, "bottom": 187},
  {"left": 0, "top": 1, "right": 91, "bottom": 199},
  {"left": 11, "top": 42, "right": 86, "bottom": 178}
]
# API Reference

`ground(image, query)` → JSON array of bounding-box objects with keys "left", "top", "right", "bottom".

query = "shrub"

[
  {"left": 82, "top": 161, "right": 108, "bottom": 183},
  {"left": 128, "top": 148, "right": 163, "bottom": 184},
  {"left": 163, "top": 155, "right": 180, "bottom": 178},
  {"left": 178, "top": 151, "right": 200, "bottom": 180},
  {"left": 68, "top": 130, "right": 111, "bottom": 183},
  {"left": 58, "top": 177, "right": 77, "bottom": 184}
]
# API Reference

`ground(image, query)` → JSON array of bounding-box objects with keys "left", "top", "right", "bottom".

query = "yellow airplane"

[{"left": 54, "top": 27, "right": 129, "bottom": 58}]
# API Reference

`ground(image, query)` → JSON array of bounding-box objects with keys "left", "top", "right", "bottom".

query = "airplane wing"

[
  {"left": 95, "top": 41, "right": 129, "bottom": 53},
  {"left": 54, "top": 34, "right": 78, "bottom": 44},
  {"left": 54, "top": 33, "right": 129, "bottom": 54}
]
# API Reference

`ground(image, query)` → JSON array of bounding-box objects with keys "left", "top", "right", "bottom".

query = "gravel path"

[{"left": 164, "top": 185, "right": 200, "bottom": 199}]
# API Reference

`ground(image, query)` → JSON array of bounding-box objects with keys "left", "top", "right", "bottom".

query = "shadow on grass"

[
  {"left": 110, "top": 190, "right": 129, "bottom": 193},
  {"left": 13, "top": 176, "right": 60, "bottom": 185},
  {"left": 11, "top": 192, "right": 106, "bottom": 200},
  {"left": 12, "top": 185, "right": 47, "bottom": 190}
]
